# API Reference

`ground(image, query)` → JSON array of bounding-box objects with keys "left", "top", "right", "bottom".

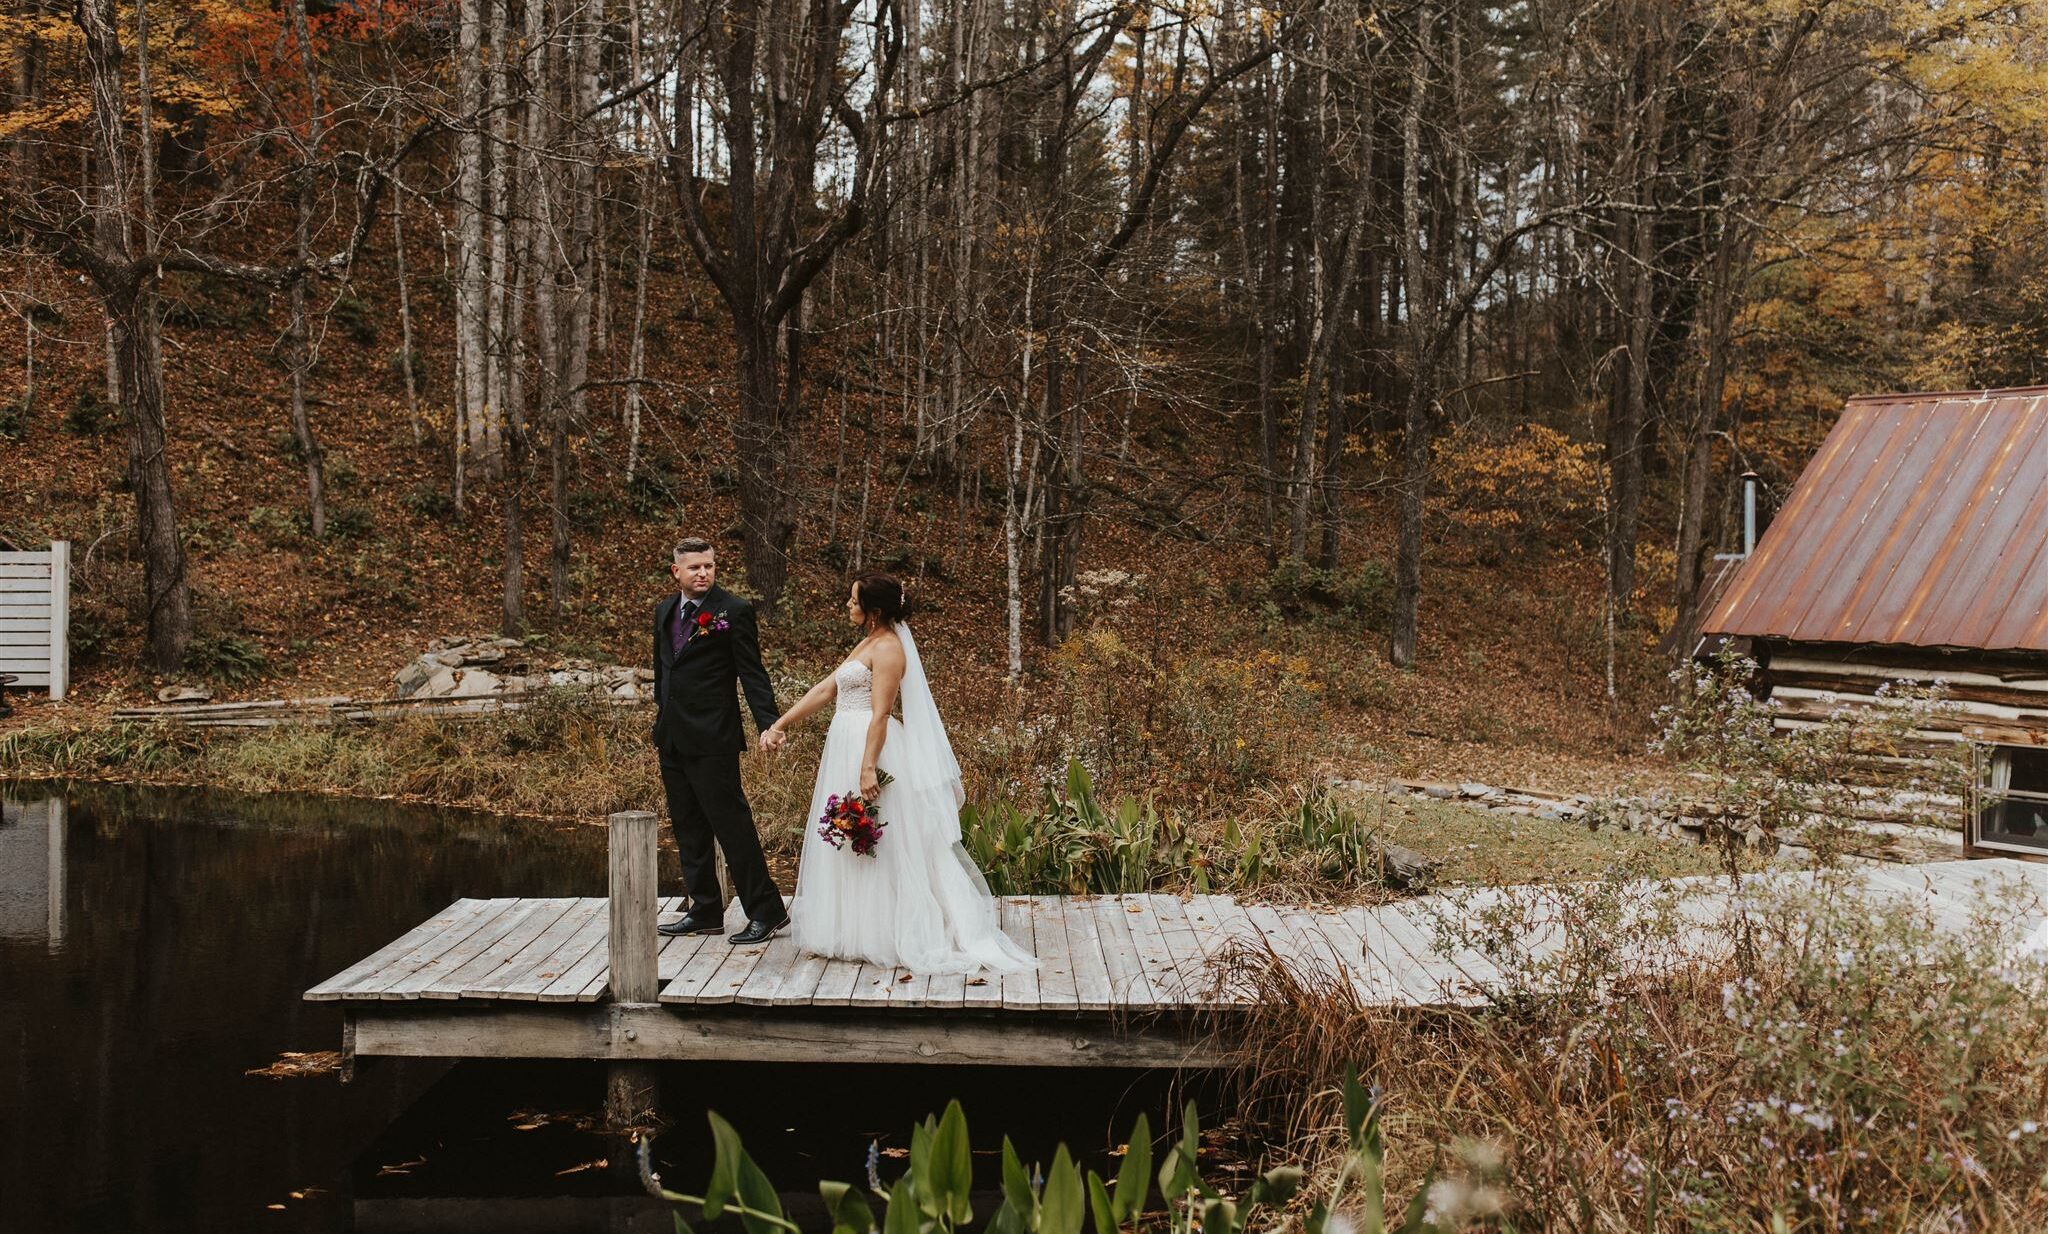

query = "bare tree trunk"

[
  {"left": 287, "top": 0, "right": 327, "bottom": 538},
  {"left": 1389, "top": 0, "right": 1435, "bottom": 671},
  {"left": 456, "top": 0, "right": 491, "bottom": 473},
  {"left": 1604, "top": 33, "right": 1668, "bottom": 635},
  {"left": 392, "top": 163, "right": 421, "bottom": 445},
  {"left": 75, "top": 0, "right": 191, "bottom": 671},
  {"left": 624, "top": 164, "right": 652, "bottom": 484},
  {"left": 1007, "top": 263, "right": 1033, "bottom": 684}
]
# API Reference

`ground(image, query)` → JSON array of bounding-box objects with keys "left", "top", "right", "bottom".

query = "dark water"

[{"left": 0, "top": 782, "right": 1194, "bottom": 1234}]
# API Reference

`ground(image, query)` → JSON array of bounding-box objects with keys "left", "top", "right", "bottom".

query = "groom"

[{"left": 651, "top": 537, "right": 790, "bottom": 944}]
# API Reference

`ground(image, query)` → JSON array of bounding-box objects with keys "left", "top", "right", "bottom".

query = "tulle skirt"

[{"left": 789, "top": 707, "right": 1036, "bottom": 975}]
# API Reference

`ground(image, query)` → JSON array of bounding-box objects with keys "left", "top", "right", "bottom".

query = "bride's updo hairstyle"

[{"left": 854, "top": 571, "right": 914, "bottom": 626}]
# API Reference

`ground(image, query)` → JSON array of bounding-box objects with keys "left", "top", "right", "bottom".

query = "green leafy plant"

[
  {"left": 185, "top": 632, "right": 271, "bottom": 684},
  {"left": 645, "top": 1097, "right": 1437, "bottom": 1234}
]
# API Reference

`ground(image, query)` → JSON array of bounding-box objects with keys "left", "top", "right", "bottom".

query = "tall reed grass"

[{"left": 1211, "top": 865, "right": 2048, "bottom": 1230}]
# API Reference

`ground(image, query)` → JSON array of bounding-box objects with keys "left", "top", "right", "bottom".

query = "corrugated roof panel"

[
  {"left": 1700, "top": 386, "right": 2048, "bottom": 653},
  {"left": 1886, "top": 398, "right": 2048, "bottom": 646}
]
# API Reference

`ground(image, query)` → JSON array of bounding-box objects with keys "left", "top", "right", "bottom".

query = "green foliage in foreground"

[
  {"left": 961, "top": 761, "right": 1379, "bottom": 897},
  {"left": 647, "top": 1073, "right": 1441, "bottom": 1234}
]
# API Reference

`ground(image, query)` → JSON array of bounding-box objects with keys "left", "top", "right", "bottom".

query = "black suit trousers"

[{"left": 659, "top": 751, "right": 783, "bottom": 923}]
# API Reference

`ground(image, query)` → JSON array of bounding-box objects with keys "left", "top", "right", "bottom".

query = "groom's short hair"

[{"left": 673, "top": 536, "right": 714, "bottom": 558}]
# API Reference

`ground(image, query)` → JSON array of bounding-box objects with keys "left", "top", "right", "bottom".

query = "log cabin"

[{"left": 1696, "top": 386, "right": 2048, "bottom": 858}]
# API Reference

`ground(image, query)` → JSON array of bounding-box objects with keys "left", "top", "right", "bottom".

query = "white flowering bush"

[{"left": 1643, "top": 651, "right": 1969, "bottom": 868}]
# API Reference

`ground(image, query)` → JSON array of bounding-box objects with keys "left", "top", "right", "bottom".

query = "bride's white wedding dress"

[{"left": 789, "top": 626, "right": 1035, "bottom": 975}]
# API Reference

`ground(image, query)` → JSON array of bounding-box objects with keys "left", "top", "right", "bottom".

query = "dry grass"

[{"left": 1205, "top": 869, "right": 2048, "bottom": 1231}]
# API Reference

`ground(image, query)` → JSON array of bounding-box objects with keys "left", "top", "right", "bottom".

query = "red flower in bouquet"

[{"left": 817, "top": 771, "right": 894, "bottom": 857}]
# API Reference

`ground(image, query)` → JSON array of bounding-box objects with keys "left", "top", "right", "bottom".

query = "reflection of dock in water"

[{"left": 0, "top": 796, "right": 65, "bottom": 951}]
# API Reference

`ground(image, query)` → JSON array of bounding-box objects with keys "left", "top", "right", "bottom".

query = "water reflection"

[
  {"left": 1, "top": 783, "right": 1202, "bottom": 1234},
  {"left": 1, "top": 781, "right": 609, "bottom": 1233}
]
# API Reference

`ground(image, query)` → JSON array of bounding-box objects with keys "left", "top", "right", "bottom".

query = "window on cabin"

[{"left": 1976, "top": 745, "right": 2048, "bottom": 854}]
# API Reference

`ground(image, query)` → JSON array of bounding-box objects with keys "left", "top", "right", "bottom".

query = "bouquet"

[{"left": 817, "top": 770, "right": 894, "bottom": 857}]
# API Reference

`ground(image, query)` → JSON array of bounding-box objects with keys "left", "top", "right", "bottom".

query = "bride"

[{"left": 762, "top": 572, "right": 1035, "bottom": 975}]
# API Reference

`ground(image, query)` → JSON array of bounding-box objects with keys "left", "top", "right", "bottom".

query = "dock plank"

[
  {"left": 850, "top": 962, "right": 901, "bottom": 1007},
  {"left": 1148, "top": 895, "right": 1215, "bottom": 1007},
  {"left": 1029, "top": 898, "right": 1081, "bottom": 1012},
  {"left": 1300, "top": 907, "right": 1386, "bottom": 1004},
  {"left": 1086, "top": 895, "right": 1158, "bottom": 1009},
  {"left": 767, "top": 945, "right": 835, "bottom": 1007},
  {"left": 997, "top": 898, "right": 1041, "bottom": 1010},
  {"left": 1060, "top": 896, "right": 1117, "bottom": 1013},
  {"left": 430, "top": 898, "right": 580, "bottom": 999},
  {"left": 361, "top": 899, "right": 520, "bottom": 1000},
  {"left": 694, "top": 933, "right": 774, "bottom": 1006},
  {"left": 808, "top": 955, "right": 864, "bottom": 1007},
  {"left": 490, "top": 899, "right": 608, "bottom": 999},
  {"left": 384, "top": 899, "right": 545, "bottom": 1000},
  {"left": 735, "top": 935, "right": 802, "bottom": 1006},
  {"left": 1118, "top": 895, "right": 1186, "bottom": 1008},
  {"left": 307, "top": 899, "right": 495, "bottom": 1000}
]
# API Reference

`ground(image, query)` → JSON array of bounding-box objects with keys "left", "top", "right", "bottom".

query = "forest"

[{"left": 1, "top": 0, "right": 2045, "bottom": 739}]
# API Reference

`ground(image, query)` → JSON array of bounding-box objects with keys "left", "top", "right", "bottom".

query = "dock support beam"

[{"left": 605, "top": 810, "right": 661, "bottom": 1131}]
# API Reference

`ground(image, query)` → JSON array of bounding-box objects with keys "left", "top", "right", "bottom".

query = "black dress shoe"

[
  {"left": 658, "top": 911, "right": 725, "bottom": 937},
  {"left": 727, "top": 913, "right": 791, "bottom": 945}
]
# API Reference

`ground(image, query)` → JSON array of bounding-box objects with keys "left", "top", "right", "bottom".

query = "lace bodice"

[{"left": 834, "top": 658, "right": 874, "bottom": 714}]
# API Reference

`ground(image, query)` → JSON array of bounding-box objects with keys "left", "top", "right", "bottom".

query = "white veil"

[{"left": 890, "top": 622, "right": 965, "bottom": 811}]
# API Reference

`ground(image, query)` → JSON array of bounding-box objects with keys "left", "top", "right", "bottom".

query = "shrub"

[
  {"left": 184, "top": 632, "right": 271, "bottom": 685},
  {"left": 387, "top": 346, "right": 426, "bottom": 391},
  {"left": 246, "top": 505, "right": 298, "bottom": 545},
  {"left": 318, "top": 505, "right": 375, "bottom": 540},
  {"left": 1264, "top": 558, "right": 1393, "bottom": 628},
  {"left": 1432, "top": 421, "right": 1602, "bottom": 553},
  {"left": 626, "top": 461, "right": 679, "bottom": 518},
  {"left": 1637, "top": 650, "right": 1970, "bottom": 867},
  {"left": 0, "top": 397, "right": 26, "bottom": 441},
  {"left": 330, "top": 294, "right": 376, "bottom": 345},
  {"left": 403, "top": 483, "right": 455, "bottom": 520},
  {"left": 65, "top": 388, "right": 114, "bottom": 436}
]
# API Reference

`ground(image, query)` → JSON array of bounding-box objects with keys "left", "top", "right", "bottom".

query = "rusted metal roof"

[{"left": 1701, "top": 386, "right": 2048, "bottom": 653}]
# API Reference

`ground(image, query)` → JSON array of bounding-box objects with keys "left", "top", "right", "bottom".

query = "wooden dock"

[{"left": 307, "top": 813, "right": 2048, "bottom": 1082}]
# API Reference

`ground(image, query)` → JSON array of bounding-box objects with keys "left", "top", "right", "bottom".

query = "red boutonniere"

[{"left": 693, "top": 609, "right": 732, "bottom": 638}]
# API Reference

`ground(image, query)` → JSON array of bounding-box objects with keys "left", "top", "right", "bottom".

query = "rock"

[
  {"left": 1459, "top": 782, "right": 1498, "bottom": 799},
  {"left": 1379, "top": 843, "right": 1439, "bottom": 890},
  {"left": 1498, "top": 805, "right": 1534, "bottom": 817},
  {"left": 422, "top": 666, "right": 460, "bottom": 697},
  {"left": 157, "top": 685, "right": 213, "bottom": 705},
  {"left": 394, "top": 658, "right": 436, "bottom": 697},
  {"left": 611, "top": 681, "right": 644, "bottom": 699},
  {"left": 449, "top": 668, "right": 502, "bottom": 697},
  {"left": 426, "top": 649, "right": 468, "bottom": 668},
  {"left": 1420, "top": 782, "right": 1459, "bottom": 800},
  {"left": 1534, "top": 807, "right": 1565, "bottom": 821},
  {"left": 632, "top": 668, "right": 655, "bottom": 683}
]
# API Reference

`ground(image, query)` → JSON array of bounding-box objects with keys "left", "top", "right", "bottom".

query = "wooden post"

[
  {"left": 605, "top": 810, "right": 660, "bottom": 1131},
  {"left": 47, "top": 540, "right": 68, "bottom": 702}
]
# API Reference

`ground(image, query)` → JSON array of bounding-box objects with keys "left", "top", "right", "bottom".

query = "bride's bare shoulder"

[{"left": 869, "top": 630, "right": 907, "bottom": 675}]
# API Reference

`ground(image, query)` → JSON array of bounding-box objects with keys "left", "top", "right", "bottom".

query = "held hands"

[{"left": 758, "top": 726, "right": 788, "bottom": 754}]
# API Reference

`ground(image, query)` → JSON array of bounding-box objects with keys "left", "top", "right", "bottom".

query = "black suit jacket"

[{"left": 651, "top": 585, "right": 780, "bottom": 758}]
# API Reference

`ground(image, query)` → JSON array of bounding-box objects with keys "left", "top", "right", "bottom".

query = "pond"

[{"left": 0, "top": 783, "right": 1199, "bottom": 1234}]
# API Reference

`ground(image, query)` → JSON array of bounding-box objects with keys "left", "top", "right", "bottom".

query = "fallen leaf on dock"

[{"left": 555, "top": 1159, "right": 607, "bottom": 1176}]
